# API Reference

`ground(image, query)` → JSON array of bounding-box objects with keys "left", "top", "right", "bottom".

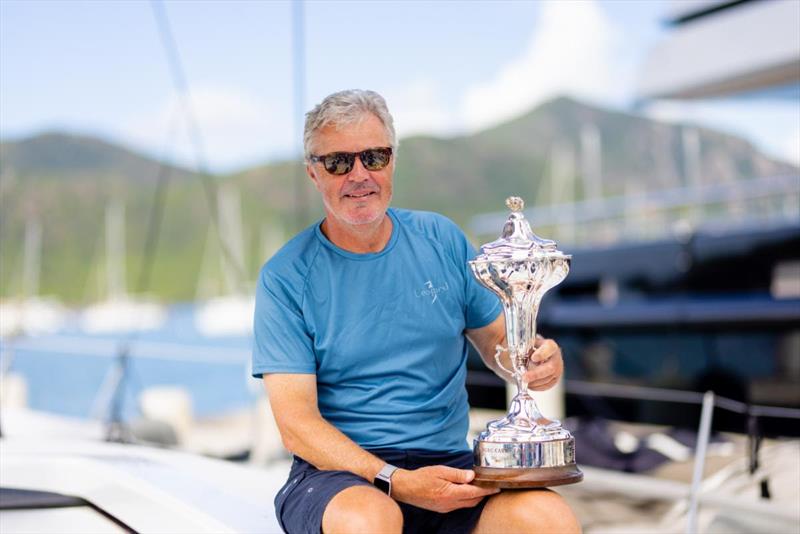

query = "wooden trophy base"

[{"left": 472, "top": 464, "right": 583, "bottom": 489}]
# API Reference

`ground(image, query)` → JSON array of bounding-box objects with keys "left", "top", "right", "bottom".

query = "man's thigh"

[
  {"left": 274, "top": 457, "right": 373, "bottom": 534},
  {"left": 473, "top": 488, "right": 581, "bottom": 534},
  {"left": 323, "top": 485, "right": 402, "bottom": 534}
]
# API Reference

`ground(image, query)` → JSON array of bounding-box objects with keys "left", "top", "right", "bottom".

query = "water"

[{"left": 0, "top": 304, "right": 259, "bottom": 421}]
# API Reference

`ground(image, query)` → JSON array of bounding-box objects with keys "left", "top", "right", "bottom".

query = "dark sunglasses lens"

[
  {"left": 361, "top": 148, "right": 391, "bottom": 171},
  {"left": 324, "top": 153, "right": 355, "bottom": 175}
]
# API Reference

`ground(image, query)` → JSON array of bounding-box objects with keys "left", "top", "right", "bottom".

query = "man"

[{"left": 253, "top": 89, "right": 580, "bottom": 534}]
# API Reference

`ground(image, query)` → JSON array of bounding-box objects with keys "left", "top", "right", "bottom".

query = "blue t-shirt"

[{"left": 252, "top": 208, "right": 501, "bottom": 452}]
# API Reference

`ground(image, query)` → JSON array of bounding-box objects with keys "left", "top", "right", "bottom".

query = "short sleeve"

[
  {"left": 462, "top": 238, "right": 502, "bottom": 328},
  {"left": 431, "top": 214, "right": 501, "bottom": 329},
  {"left": 251, "top": 266, "right": 316, "bottom": 378}
]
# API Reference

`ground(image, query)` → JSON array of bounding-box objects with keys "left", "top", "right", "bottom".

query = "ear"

[{"left": 306, "top": 163, "right": 322, "bottom": 192}]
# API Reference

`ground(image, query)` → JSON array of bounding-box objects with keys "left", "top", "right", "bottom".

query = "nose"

[{"left": 346, "top": 154, "right": 372, "bottom": 182}]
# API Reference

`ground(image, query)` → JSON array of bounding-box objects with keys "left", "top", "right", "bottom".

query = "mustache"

[{"left": 341, "top": 182, "right": 380, "bottom": 196}]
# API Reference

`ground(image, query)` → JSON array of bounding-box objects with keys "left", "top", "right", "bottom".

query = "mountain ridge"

[{"left": 1, "top": 96, "right": 796, "bottom": 303}]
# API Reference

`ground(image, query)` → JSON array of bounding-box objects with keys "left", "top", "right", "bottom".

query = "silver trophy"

[{"left": 469, "top": 196, "right": 582, "bottom": 488}]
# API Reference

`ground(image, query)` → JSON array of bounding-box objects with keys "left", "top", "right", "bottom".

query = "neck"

[{"left": 321, "top": 212, "right": 393, "bottom": 254}]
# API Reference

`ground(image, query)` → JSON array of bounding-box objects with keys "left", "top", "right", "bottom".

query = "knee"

[
  {"left": 323, "top": 486, "right": 402, "bottom": 534},
  {"left": 511, "top": 490, "right": 581, "bottom": 534}
]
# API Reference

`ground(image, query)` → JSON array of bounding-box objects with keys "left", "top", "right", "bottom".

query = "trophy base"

[
  {"left": 472, "top": 434, "right": 583, "bottom": 488},
  {"left": 472, "top": 464, "right": 583, "bottom": 489}
]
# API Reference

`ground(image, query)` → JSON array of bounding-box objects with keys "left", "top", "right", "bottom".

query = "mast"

[
  {"left": 22, "top": 218, "right": 42, "bottom": 299},
  {"left": 682, "top": 127, "right": 702, "bottom": 224},
  {"left": 580, "top": 123, "right": 603, "bottom": 201},
  {"left": 106, "top": 201, "right": 126, "bottom": 300},
  {"left": 292, "top": 0, "right": 307, "bottom": 232},
  {"left": 217, "top": 185, "right": 246, "bottom": 295},
  {"left": 549, "top": 141, "right": 576, "bottom": 244}
]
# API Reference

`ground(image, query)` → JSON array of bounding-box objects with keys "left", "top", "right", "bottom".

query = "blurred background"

[{"left": 0, "top": 0, "right": 798, "bottom": 531}]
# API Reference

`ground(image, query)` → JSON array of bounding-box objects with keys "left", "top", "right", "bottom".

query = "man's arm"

[
  {"left": 465, "top": 313, "right": 564, "bottom": 390},
  {"left": 263, "top": 373, "right": 383, "bottom": 478},
  {"left": 263, "top": 374, "right": 498, "bottom": 513}
]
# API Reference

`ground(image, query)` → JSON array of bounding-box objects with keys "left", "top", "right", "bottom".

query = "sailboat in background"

[
  {"left": 193, "top": 185, "right": 258, "bottom": 337},
  {"left": 0, "top": 218, "right": 67, "bottom": 337},
  {"left": 79, "top": 201, "right": 166, "bottom": 333}
]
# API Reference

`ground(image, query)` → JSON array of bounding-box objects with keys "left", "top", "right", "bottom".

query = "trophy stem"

[
  {"left": 486, "top": 385, "right": 560, "bottom": 435},
  {"left": 514, "top": 372, "right": 527, "bottom": 397},
  {"left": 511, "top": 388, "right": 558, "bottom": 430}
]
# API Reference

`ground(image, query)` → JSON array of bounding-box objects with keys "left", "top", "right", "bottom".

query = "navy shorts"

[{"left": 274, "top": 449, "right": 489, "bottom": 534}]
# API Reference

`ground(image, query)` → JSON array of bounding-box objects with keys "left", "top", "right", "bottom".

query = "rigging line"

[
  {"left": 101, "top": 3, "right": 228, "bottom": 440},
  {"left": 565, "top": 379, "right": 800, "bottom": 420},
  {"left": 103, "top": 110, "right": 182, "bottom": 431},
  {"left": 149, "top": 0, "right": 249, "bottom": 290},
  {"left": 101, "top": 41, "right": 181, "bottom": 441},
  {"left": 292, "top": 0, "right": 307, "bottom": 233},
  {"left": 78, "top": 219, "right": 104, "bottom": 304},
  {"left": 132, "top": 108, "right": 179, "bottom": 300}
]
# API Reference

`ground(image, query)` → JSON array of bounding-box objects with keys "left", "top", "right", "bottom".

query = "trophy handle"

[{"left": 494, "top": 344, "right": 515, "bottom": 377}]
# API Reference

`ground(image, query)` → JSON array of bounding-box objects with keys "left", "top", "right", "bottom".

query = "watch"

[{"left": 373, "top": 463, "right": 399, "bottom": 496}]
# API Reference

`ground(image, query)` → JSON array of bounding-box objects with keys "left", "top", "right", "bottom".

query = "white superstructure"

[{"left": 638, "top": 0, "right": 800, "bottom": 100}]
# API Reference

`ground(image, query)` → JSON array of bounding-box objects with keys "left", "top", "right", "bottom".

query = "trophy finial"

[{"left": 506, "top": 196, "right": 524, "bottom": 212}]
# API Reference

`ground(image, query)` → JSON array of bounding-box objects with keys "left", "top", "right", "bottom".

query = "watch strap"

[{"left": 374, "top": 463, "right": 399, "bottom": 496}]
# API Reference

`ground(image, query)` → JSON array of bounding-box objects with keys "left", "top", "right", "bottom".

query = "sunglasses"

[{"left": 309, "top": 147, "right": 393, "bottom": 176}]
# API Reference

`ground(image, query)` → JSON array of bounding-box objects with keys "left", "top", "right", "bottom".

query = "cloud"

[
  {"left": 121, "top": 86, "right": 292, "bottom": 172},
  {"left": 461, "top": 1, "right": 629, "bottom": 132},
  {"left": 385, "top": 80, "right": 456, "bottom": 139}
]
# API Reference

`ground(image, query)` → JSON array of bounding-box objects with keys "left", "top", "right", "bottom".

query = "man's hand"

[
  {"left": 390, "top": 465, "right": 499, "bottom": 513},
  {"left": 523, "top": 335, "right": 563, "bottom": 391}
]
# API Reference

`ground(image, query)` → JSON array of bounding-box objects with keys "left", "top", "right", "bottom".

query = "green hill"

[
  {"left": 0, "top": 132, "right": 199, "bottom": 183},
  {"left": 1, "top": 97, "right": 796, "bottom": 303}
]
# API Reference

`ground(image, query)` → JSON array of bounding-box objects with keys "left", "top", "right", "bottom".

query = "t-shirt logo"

[{"left": 415, "top": 280, "right": 450, "bottom": 304}]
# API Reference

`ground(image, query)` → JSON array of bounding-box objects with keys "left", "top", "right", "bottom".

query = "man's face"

[{"left": 306, "top": 113, "right": 394, "bottom": 228}]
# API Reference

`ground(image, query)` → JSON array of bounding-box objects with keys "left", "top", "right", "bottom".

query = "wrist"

[{"left": 386, "top": 468, "right": 412, "bottom": 502}]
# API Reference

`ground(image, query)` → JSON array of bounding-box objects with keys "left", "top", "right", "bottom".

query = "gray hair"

[{"left": 303, "top": 89, "right": 397, "bottom": 159}]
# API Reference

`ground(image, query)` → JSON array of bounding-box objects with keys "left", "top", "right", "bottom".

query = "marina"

[{"left": 2, "top": 0, "right": 799, "bottom": 531}]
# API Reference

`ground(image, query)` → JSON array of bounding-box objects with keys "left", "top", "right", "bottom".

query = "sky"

[{"left": 1, "top": 0, "right": 798, "bottom": 173}]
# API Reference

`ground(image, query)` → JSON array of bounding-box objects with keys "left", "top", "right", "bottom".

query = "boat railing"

[
  {"left": 565, "top": 379, "right": 800, "bottom": 533},
  {"left": 469, "top": 174, "right": 800, "bottom": 246}
]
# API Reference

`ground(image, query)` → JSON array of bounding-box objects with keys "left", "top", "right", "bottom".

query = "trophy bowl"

[{"left": 468, "top": 196, "right": 582, "bottom": 488}]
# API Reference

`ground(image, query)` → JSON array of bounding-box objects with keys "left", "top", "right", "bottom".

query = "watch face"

[{"left": 374, "top": 475, "right": 391, "bottom": 495}]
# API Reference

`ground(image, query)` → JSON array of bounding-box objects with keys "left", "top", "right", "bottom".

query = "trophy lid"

[{"left": 475, "top": 197, "right": 570, "bottom": 262}]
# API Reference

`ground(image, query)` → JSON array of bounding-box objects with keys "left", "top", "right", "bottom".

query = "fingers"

[
  {"left": 432, "top": 465, "right": 475, "bottom": 484},
  {"left": 530, "top": 338, "right": 558, "bottom": 364},
  {"left": 398, "top": 466, "right": 500, "bottom": 513},
  {"left": 429, "top": 467, "right": 499, "bottom": 499},
  {"left": 451, "top": 483, "right": 500, "bottom": 500},
  {"left": 525, "top": 357, "right": 558, "bottom": 385},
  {"left": 529, "top": 374, "right": 559, "bottom": 391},
  {"left": 457, "top": 496, "right": 489, "bottom": 509},
  {"left": 524, "top": 338, "right": 563, "bottom": 387}
]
